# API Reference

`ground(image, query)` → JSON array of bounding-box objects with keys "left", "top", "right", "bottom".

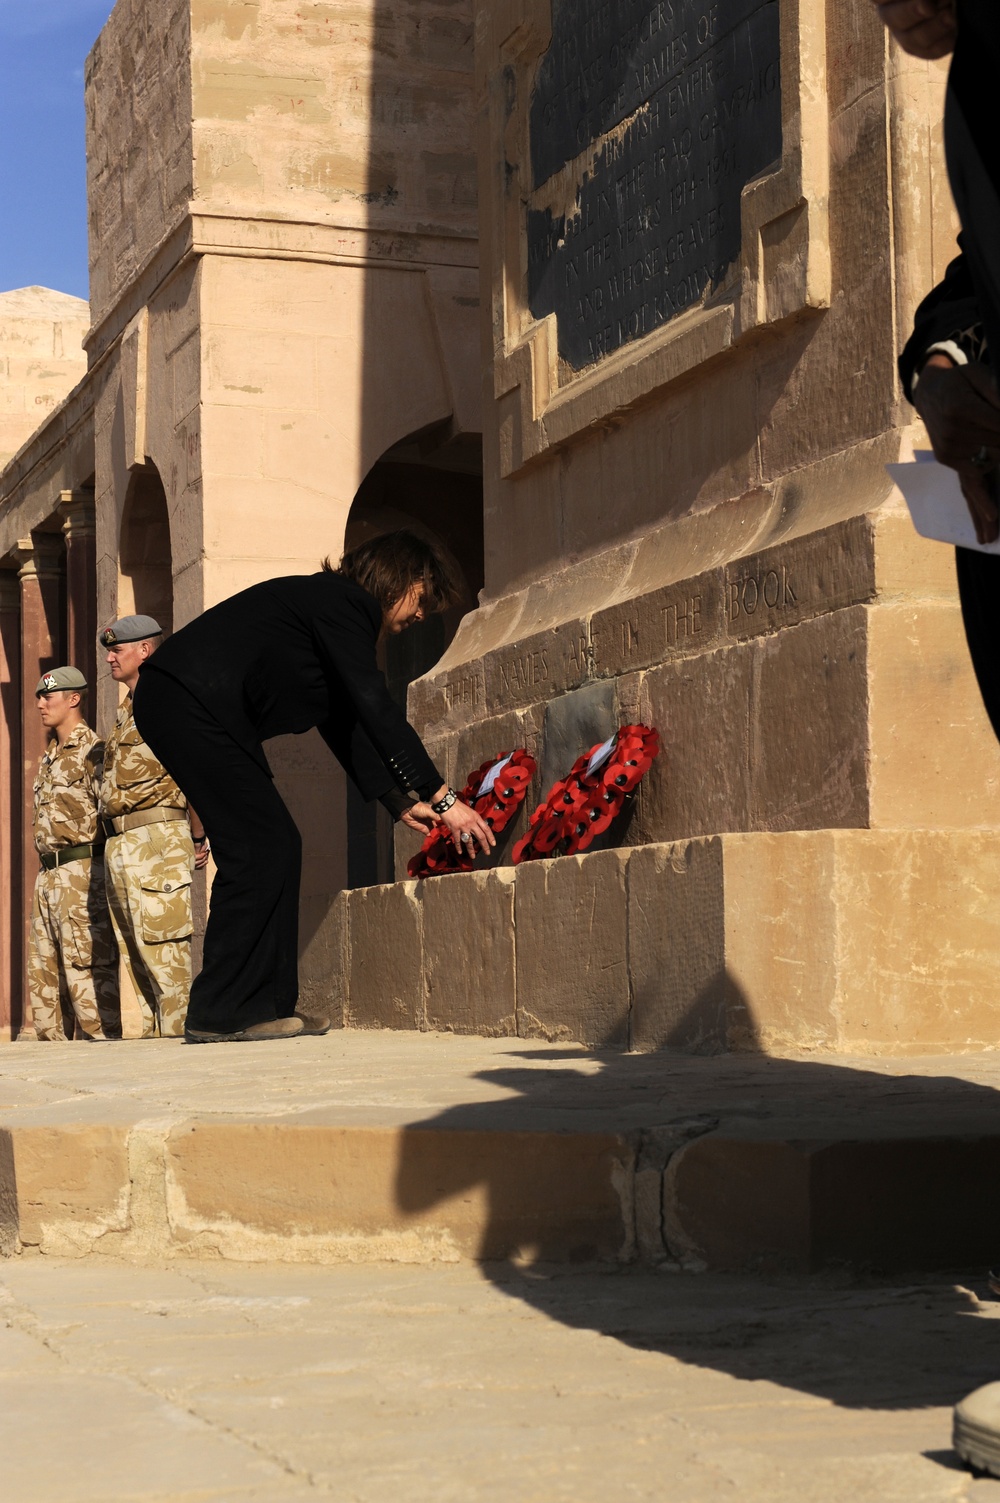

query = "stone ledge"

[
  {"left": 5, "top": 1036, "right": 1000, "bottom": 1272},
  {"left": 339, "top": 830, "right": 1000, "bottom": 1053}
]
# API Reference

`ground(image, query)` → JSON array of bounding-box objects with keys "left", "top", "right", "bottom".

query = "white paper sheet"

[
  {"left": 886, "top": 450, "right": 1000, "bottom": 554},
  {"left": 586, "top": 735, "right": 617, "bottom": 776},
  {"left": 478, "top": 753, "right": 513, "bottom": 797}
]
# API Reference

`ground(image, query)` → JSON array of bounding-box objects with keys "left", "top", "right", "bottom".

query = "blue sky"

[{"left": 0, "top": 0, "right": 114, "bottom": 301}]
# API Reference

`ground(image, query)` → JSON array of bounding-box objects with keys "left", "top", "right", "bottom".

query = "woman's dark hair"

[{"left": 324, "top": 530, "right": 460, "bottom": 615}]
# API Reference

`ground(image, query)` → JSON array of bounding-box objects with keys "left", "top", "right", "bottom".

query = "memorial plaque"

[{"left": 527, "top": 0, "right": 781, "bottom": 370}]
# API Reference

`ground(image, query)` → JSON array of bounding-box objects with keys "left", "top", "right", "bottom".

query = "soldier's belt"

[
  {"left": 101, "top": 807, "right": 187, "bottom": 839},
  {"left": 39, "top": 842, "right": 104, "bottom": 871}
]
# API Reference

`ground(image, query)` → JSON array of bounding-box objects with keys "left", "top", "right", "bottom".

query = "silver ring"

[
  {"left": 460, "top": 831, "right": 473, "bottom": 843},
  {"left": 970, "top": 446, "right": 993, "bottom": 469}
]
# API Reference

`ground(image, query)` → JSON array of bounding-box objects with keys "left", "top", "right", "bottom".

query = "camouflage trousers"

[
  {"left": 104, "top": 820, "right": 194, "bottom": 1038},
  {"left": 28, "top": 856, "right": 121, "bottom": 1041}
]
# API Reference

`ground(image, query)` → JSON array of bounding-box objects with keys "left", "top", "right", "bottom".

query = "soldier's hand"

[{"left": 192, "top": 836, "right": 211, "bottom": 869}]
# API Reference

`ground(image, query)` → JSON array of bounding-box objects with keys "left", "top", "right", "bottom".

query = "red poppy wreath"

[
  {"left": 511, "top": 724, "right": 660, "bottom": 864},
  {"left": 407, "top": 748, "right": 537, "bottom": 879}
]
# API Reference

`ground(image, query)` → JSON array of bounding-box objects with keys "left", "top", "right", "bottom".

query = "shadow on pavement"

[{"left": 395, "top": 1044, "right": 1000, "bottom": 1413}]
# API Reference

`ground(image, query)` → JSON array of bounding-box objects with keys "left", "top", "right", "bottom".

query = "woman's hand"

[
  {"left": 914, "top": 358, "right": 1000, "bottom": 543},
  {"left": 400, "top": 798, "right": 496, "bottom": 856},
  {"left": 870, "top": 0, "right": 956, "bottom": 59}
]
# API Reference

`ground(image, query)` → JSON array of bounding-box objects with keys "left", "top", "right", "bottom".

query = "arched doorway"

[
  {"left": 118, "top": 462, "right": 173, "bottom": 632},
  {"left": 344, "top": 442, "right": 484, "bottom": 887}
]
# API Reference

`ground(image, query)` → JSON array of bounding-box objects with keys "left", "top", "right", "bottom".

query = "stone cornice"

[{"left": 84, "top": 207, "right": 479, "bottom": 364}]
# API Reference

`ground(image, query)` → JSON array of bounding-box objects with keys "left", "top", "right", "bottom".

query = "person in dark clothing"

[
  {"left": 874, "top": 0, "right": 1000, "bottom": 1472},
  {"left": 132, "top": 532, "right": 494, "bottom": 1043},
  {"left": 878, "top": 0, "right": 1000, "bottom": 736}
]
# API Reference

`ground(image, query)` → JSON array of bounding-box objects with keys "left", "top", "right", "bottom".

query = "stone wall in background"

[{"left": 0, "top": 288, "right": 89, "bottom": 469}]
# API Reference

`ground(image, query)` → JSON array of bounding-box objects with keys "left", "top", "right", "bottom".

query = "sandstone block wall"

[{"left": 335, "top": 829, "right": 1000, "bottom": 1056}]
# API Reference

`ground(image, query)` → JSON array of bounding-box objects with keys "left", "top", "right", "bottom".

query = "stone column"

[
  {"left": 0, "top": 571, "right": 20, "bottom": 1040},
  {"left": 60, "top": 489, "right": 98, "bottom": 686},
  {"left": 14, "top": 534, "right": 65, "bottom": 1038}
]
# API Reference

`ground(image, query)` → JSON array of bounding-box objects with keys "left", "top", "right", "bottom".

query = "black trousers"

[
  {"left": 957, "top": 547, "right": 1000, "bottom": 745},
  {"left": 133, "top": 668, "right": 301, "bottom": 1034}
]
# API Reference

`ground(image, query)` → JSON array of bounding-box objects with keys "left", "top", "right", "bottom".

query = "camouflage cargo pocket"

[
  {"left": 139, "top": 868, "right": 193, "bottom": 944},
  {"left": 65, "top": 918, "right": 116, "bottom": 970}
]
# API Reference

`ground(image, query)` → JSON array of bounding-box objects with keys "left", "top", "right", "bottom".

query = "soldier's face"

[
  {"left": 106, "top": 640, "right": 146, "bottom": 683},
  {"left": 37, "top": 691, "right": 80, "bottom": 732}
]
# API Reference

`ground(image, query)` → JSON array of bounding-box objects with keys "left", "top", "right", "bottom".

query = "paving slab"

[
  {"left": 3, "top": 1034, "right": 1000, "bottom": 1270},
  {"left": 2, "top": 1257, "right": 1000, "bottom": 1502}
]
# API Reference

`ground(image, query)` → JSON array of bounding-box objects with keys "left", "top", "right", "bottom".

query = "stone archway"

[{"left": 118, "top": 461, "right": 173, "bottom": 634}]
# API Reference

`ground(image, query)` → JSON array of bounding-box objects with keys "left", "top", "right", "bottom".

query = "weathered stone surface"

[
  {"left": 639, "top": 644, "right": 754, "bottom": 843},
  {"left": 723, "top": 517, "right": 877, "bottom": 642},
  {"left": 421, "top": 870, "right": 516, "bottom": 1036},
  {"left": 725, "top": 829, "right": 1000, "bottom": 1053},
  {"left": 408, "top": 661, "right": 487, "bottom": 738},
  {"left": 346, "top": 882, "right": 423, "bottom": 1031},
  {"left": 723, "top": 832, "right": 840, "bottom": 1051},
  {"left": 515, "top": 850, "right": 629, "bottom": 1048},
  {"left": 6, "top": 1125, "right": 130, "bottom": 1252},
  {"left": 830, "top": 830, "right": 1000, "bottom": 1052},
  {"left": 748, "top": 606, "right": 869, "bottom": 832},
  {"left": 539, "top": 680, "right": 619, "bottom": 797},
  {"left": 484, "top": 620, "right": 589, "bottom": 715},
  {"left": 627, "top": 840, "right": 728, "bottom": 1054},
  {"left": 4, "top": 1254, "right": 1000, "bottom": 1503},
  {"left": 591, "top": 570, "right": 724, "bottom": 679},
  {"left": 0, "top": 289, "right": 89, "bottom": 469},
  {"left": 666, "top": 1130, "right": 1000, "bottom": 1272},
  {"left": 298, "top": 888, "right": 349, "bottom": 1028},
  {"left": 165, "top": 1118, "right": 633, "bottom": 1263},
  {"left": 867, "top": 601, "right": 1000, "bottom": 830}
]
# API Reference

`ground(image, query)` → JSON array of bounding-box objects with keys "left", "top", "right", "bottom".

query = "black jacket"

[
  {"left": 141, "top": 571, "right": 442, "bottom": 807},
  {"left": 900, "top": 0, "right": 1000, "bottom": 389}
]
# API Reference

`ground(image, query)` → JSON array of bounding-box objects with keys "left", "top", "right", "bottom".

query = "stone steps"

[{"left": 3, "top": 1034, "right": 1000, "bottom": 1273}]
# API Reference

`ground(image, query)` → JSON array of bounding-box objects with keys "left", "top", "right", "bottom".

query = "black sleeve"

[
  {"left": 312, "top": 594, "right": 443, "bottom": 800},
  {"left": 899, "top": 247, "right": 982, "bottom": 400}
]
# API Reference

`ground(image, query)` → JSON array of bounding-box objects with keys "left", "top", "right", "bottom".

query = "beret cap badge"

[
  {"left": 35, "top": 665, "right": 87, "bottom": 695},
  {"left": 98, "top": 614, "right": 163, "bottom": 648}
]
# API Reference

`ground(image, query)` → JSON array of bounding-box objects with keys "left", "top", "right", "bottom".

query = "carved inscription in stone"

[
  {"left": 485, "top": 622, "right": 591, "bottom": 712},
  {"left": 726, "top": 564, "right": 797, "bottom": 624},
  {"left": 444, "top": 672, "right": 484, "bottom": 712},
  {"left": 527, "top": 0, "right": 781, "bottom": 369},
  {"left": 590, "top": 571, "right": 724, "bottom": 677}
]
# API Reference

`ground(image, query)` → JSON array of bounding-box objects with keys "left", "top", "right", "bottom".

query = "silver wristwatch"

[{"left": 431, "top": 788, "right": 458, "bottom": 815}]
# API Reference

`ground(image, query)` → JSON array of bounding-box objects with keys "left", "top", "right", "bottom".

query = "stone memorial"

[
  {"left": 1, "top": 0, "right": 998, "bottom": 1063},
  {"left": 527, "top": 0, "right": 782, "bottom": 367}
]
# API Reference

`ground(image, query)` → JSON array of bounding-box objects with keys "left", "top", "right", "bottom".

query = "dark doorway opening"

[{"left": 344, "top": 444, "right": 484, "bottom": 888}]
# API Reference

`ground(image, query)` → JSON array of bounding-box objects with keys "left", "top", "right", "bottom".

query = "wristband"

[{"left": 431, "top": 788, "right": 458, "bottom": 815}]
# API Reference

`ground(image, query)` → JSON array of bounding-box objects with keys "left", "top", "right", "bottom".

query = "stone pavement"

[
  {"left": 3, "top": 1034, "right": 1000, "bottom": 1270},
  {"left": 4, "top": 1256, "right": 1000, "bottom": 1503}
]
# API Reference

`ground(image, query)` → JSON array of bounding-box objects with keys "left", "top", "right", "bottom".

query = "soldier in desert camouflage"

[
  {"left": 98, "top": 615, "right": 209, "bottom": 1038},
  {"left": 29, "top": 666, "right": 121, "bottom": 1041}
]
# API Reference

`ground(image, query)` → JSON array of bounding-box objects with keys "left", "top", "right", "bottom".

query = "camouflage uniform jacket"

[
  {"left": 33, "top": 723, "right": 105, "bottom": 855},
  {"left": 99, "top": 693, "right": 187, "bottom": 819}
]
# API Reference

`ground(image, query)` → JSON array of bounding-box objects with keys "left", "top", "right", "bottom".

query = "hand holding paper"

[{"left": 912, "top": 361, "right": 1000, "bottom": 544}]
